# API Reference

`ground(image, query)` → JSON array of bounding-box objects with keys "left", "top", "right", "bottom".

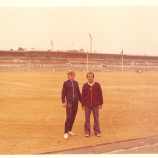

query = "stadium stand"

[{"left": 0, "top": 50, "right": 158, "bottom": 71}]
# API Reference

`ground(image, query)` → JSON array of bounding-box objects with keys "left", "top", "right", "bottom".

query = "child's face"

[
  {"left": 68, "top": 74, "right": 75, "bottom": 81},
  {"left": 87, "top": 74, "right": 94, "bottom": 83}
]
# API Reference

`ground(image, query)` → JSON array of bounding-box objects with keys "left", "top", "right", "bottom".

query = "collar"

[
  {"left": 68, "top": 79, "right": 74, "bottom": 83},
  {"left": 88, "top": 81, "right": 95, "bottom": 86}
]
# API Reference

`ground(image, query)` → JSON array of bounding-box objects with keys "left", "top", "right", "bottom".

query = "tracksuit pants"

[
  {"left": 84, "top": 105, "right": 101, "bottom": 135},
  {"left": 64, "top": 99, "right": 78, "bottom": 133}
]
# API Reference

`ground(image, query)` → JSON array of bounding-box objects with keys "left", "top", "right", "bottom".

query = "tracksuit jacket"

[
  {"left": 82, "top": 82, "right": 103, "bottom": 107},
  {"left": 62, "top": 80, "right": 81, "bottom": 103}
]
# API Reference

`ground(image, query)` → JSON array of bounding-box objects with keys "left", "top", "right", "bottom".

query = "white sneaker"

[
  {"left": 64, "top": 133, "right": 68, "bottom": 139},
  {"left": 96, "top": 133, "right": 101, "bottom": 137},
  {"left": 68, "top": 131, "right": 76, "bottom": 136},
  {"left": 85, "top": 134, "right": 90, "bottom": 137}
]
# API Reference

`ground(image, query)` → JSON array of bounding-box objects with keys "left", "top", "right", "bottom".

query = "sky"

[{"left": 0, "top": 0, "right": 158, "bottom": 55}]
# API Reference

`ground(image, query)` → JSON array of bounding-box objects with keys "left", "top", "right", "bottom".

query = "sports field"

[{"left": 0, "top": 71, "right": 158, "bottom": 154}]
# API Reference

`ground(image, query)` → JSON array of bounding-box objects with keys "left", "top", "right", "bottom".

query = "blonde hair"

[
  {"left": 67, "top": 71, "right": 76, "bottom": 76},
  {"left": 86, "top": 71, "right": 94, "bottom": 78}
]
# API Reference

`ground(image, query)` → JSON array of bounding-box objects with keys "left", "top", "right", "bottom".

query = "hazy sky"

[{"left": 0, "top": 0, "right": 158, "bottom": 55}]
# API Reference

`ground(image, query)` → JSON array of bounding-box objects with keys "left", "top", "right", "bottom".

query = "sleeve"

[
  {"left": 61, "top": 82, "right": 66, "bottom": 103},
  {"left": 98, "top": 83, "right": 103, "bottom": 105}
]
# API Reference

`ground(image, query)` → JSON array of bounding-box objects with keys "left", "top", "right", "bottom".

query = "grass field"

[{"left": 0, "top": 71, "right": 158, "bottom": 154}]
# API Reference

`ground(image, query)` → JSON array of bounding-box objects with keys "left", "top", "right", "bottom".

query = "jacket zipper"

[{"left": 91, "top": 86, "right": 92, "bottom": 106}]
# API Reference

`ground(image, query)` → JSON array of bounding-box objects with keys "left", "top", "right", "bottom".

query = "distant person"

[
  {"left": 138, "top": 69, "right": 142, "bottom": 74},
  {"left": 61, "top": 71, "right": 81, "bottom": 139},
  {"left": 81, "top": 72, "right": 103, "bottom": 137}
]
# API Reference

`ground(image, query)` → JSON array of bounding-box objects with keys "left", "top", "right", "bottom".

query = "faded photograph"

[{"left": 0, "top": 0, "right": 158, "bottom": 155}]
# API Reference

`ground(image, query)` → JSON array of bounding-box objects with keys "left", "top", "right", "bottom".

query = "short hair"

[
  {"left": 67, "top": 71, "right": 76, "bottom": 76},
  {"left": 86, "top": 71, "right": 94, "bottom": 78}
]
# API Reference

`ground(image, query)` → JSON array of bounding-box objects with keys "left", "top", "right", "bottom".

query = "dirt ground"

[{"left": 0, "top": 70, "right": 158, "bottom": 154}]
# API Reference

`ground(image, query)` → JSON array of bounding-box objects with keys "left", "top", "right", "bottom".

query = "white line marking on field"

[{"left": 106, "top": 142, "right": 158, "bottom": 153}]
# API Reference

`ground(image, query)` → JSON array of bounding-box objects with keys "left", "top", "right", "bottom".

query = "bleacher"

[{"left": 0, "top": 50, "right": 158, "bottom": 71}]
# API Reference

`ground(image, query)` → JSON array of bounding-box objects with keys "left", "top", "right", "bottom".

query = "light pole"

[
  {"left": 89, "top": 33, "right": 92, "bottom": 53},
  {"left": 87, "top": 33, "right": 92, "bottom": 72},
  {"left": 87, "top": 53, "right": 88, "bottom": 72}
]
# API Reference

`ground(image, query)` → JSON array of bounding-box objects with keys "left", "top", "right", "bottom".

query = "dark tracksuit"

[
  {"left": 62, "top": 80, "right": 81, "bottom": 134},
  {"left": 82, "top": 82, "right": 103, "bottom": 135}
]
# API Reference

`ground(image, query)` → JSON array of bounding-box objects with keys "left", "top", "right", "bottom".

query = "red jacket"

[{"left": 81, "top": 82, "right": 103, "bottom": 107}]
